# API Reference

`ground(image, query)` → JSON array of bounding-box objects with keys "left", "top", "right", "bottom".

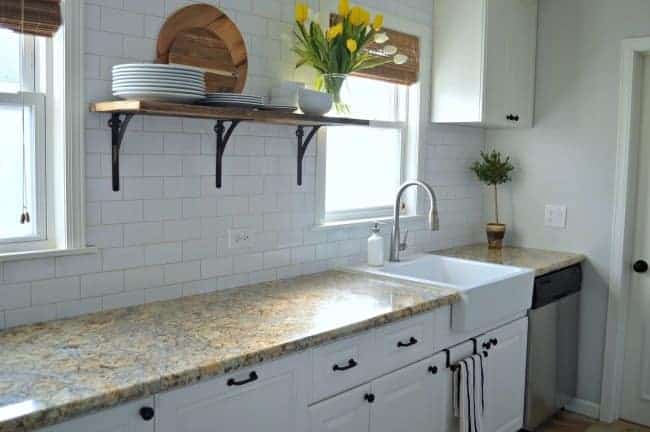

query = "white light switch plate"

[
  {"left": 544, "top": 205, "right": 567, "bottom": 228},
  {"left": 228, "top": 229, "right": 254, "bottom": 248}
]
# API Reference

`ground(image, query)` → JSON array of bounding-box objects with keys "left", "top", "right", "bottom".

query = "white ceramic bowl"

[{"left": 298, "top": 89, "right": 333, "bottom": 116}]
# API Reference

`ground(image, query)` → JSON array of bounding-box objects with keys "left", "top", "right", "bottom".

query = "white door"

[
  {"left": 621, "top": 55, "right": 650, "bottom": 426},
  {"left": 479, "top": 318, "right": 528, "bottom": 432},
  {"left": 371, "top": 354, "right": 446, "bottom": 432},
  {"left": 40, "top": 399, "right": 154, "bottom": 432},
  {"left": 309, "top": 384, "right": 372, "bottom": 432},
  {"left": 156, "top": 353, "right": 309, "bottom": 432}
]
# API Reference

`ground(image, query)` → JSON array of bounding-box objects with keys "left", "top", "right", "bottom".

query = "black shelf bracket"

[
  {"left": 214, "top": 119, "right": 241, "bottom": 188},
  {"left": 296, "top": 125, "right": 321, "bottom": 186},
  {"left": 109, "top": 112, "right": 134, "bottom": 191}
]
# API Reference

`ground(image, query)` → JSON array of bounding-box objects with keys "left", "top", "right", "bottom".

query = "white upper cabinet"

[{"left": 432, "top": 0, "right": 538, "bottom": 128}]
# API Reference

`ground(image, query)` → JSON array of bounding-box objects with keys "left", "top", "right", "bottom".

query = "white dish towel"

[{"left": 452, "top": 353, "right": 486, "bottom": 432}]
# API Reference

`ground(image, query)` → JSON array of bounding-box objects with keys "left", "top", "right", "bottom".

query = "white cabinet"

[
  {"left": 432, "top": 0, "right": 538, "bottom": 128},
  {"left": 39, "top": 398, "right": 154, "bottom": 432},
  {"left": 372, "top": 353, "right": 447, "bottom": 432},
  {"left": 479, "top": 318, "right": 528, "bottom": 432},
  {"left": 310, "top": 353, "right": 448, "bottom": 432},
  {"left": 309, "top": 384, "right": 372, "bottom": 432},
  {"left": 155, "top": 352, "right": 310, "bottom": 432}
]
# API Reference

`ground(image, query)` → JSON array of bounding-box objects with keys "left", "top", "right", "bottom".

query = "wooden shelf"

[
  {"left": 89, "top": 100, "right": 369, "bottom": 192},
  {"left": 90, "top": 100, "right": 370, "bottom": 127}
]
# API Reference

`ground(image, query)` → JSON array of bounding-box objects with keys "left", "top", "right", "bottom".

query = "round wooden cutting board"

[{"left": 156, "top": 4, "right": 248, "bottom": 93}]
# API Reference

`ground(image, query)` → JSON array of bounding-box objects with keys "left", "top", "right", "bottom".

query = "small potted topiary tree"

[{"left": 471, "top": 150, "right": 515, "bottom": 249}]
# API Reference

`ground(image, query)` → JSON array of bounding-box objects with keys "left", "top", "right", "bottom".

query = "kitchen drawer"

[
  {"left": 373, "top": 312, "right": 435, "bottom": 376},
  {"left": 311, "top": 331, "right": 375, "bottom": 403}
]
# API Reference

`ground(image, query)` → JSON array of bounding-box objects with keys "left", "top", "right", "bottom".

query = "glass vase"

[{"left": 319, "top": 73, "right": 350, "bottom": 114}]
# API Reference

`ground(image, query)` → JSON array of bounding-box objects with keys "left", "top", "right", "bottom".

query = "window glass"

[{"left": 0, "top": 29, "right": 21, "bottom": 93}]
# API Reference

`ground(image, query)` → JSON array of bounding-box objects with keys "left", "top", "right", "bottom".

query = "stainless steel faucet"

[{"left": 389, "top": 180, "right": 439, "bottom": 262}]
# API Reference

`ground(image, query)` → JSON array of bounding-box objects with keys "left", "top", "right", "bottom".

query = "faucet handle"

[{"left": 399, "top": 229, "right": 409, "bottom": 251}]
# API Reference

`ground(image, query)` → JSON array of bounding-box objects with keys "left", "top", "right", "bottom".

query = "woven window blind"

[
  {"left": 330, "top": 14, "right": 419, "bottom": 86},
  {"left": 0, "top": 0, "right": 62, "bottom": 37}
]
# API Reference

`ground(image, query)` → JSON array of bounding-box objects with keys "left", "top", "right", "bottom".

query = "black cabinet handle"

[
  {"left": 397, "top": 337, "right": 418, "bottom": 348},
  {"left": 634, "top": 260, "right": 648, "bottom": 273},
  {"left": 364, "top": 393, "right": 376, "bottom": 403},
  {"left": 139, "top": 406, "right": 155, "bottom": 421},
  {"left": 490, "top": 338, "right": 498, "bottom": 346},
  {"left": 428, "top": 365, "right": 438, "bottom": 375},
  {"left": 506, "top": 114, "right": 520, "bottom": 122},
  {"left": 482, "top": 341, "right": 491, "bottom": 350},
  {"left": 227, "top": 371, "right": 258, "bottom": 386},
  {"left": 332, "top": 358, "right": 358, "bottom": 372},
  {"left": 483, "top": 350, "right": 489, "bottom": 358}
]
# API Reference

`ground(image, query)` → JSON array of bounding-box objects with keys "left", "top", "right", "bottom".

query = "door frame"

[{"left": 600, "top": 36, "right": 650, "bottom": 422}]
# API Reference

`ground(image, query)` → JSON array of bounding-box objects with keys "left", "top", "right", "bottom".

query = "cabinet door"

[
  {"left": 504, "top": 0, "right": 538, "bottom": 128},
  {"left": 309, "top": 384, "right": 372, "bottom": 432},
  {"left": 156, "top": 353, "right": 309, "bottom": 432},
  {"left": 479, "top": 318, "right": 528, "bottom": 432},
  {"left": 370, "top": 354, "right": 447, "bottom": 432},
  {"left": 39, "top": 399, "right": 154, "bottom": 432}
]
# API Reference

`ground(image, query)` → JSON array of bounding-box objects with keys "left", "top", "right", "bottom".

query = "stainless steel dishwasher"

[{"left": 524, "top": 264, "right": 582, "bottom": 431}]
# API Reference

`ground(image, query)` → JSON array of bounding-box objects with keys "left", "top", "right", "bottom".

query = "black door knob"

[
  {"left": 364, "top": 393, "right": 376, "bottom": 403},
  {"left": 139, "top": 406, "right": 155, "bottom": 421},
  {"left": 634, "top": 260, "right": 649, "bottom": 273}
]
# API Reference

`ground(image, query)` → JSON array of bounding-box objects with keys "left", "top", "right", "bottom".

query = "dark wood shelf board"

[{"left": 90, "top": 100, "right": 370, "bottom": 127}]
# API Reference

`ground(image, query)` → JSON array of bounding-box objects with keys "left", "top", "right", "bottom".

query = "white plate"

[
  {"left": 113, "top": 91, "right": 205, "bottom": 103},
  {"left": 113, "top": 83, "right": 205, "bottom": 91},
  {"left": 113, "top": 69, "right": 204, "bottom": 77},
  {"left": 112, "top": 73, "right": 204, "bottom": 81},
  {"left": 113, "top": 87, "right": 205, "bottom": 96},
  {"left": 258, "top": 104, "right": 297, "bottom": 113},
  {"left": 113, "top": 63, "right": 205, "bottom": 73},
  {"left": 113, "top": 77, "right": 205, "bottom": 84},
  {"left": 201, "top": 100, "right": 264, "bottom": 108}
]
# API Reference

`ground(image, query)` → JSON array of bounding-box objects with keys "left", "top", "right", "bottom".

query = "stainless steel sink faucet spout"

[{"left": 389, "top": 180, "right": 439, "bottom": 262}]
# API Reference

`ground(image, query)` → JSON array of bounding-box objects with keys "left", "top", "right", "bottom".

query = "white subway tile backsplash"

[
  {"left": 32, "top": 277, "right": 81, "bottom": 305},
  {"left": 0, "top": 0, "right": 484, "bottom": 330}
]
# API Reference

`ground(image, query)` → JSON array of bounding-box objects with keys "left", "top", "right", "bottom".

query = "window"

[
  {"left": 0, "top": 28, "right": 48, "bottom": 247},
  {"left": 0, "top": 1, "right": 85, "bottom": 256},
  {"left": 318, "top": 75, "right": 417, "bottom": 224}
]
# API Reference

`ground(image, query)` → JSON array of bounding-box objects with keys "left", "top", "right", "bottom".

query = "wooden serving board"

[{"left": 156, "top": 4, "right": 248, "bottom": 93}]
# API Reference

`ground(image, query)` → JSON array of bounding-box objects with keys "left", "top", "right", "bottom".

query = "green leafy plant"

[{"left": 470, "top": 150, "right": 514, "bottom": 224}]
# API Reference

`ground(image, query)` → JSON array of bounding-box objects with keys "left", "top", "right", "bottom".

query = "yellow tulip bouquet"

[{"left": 293, "top": 0, "right": 403, "bottom": 112}]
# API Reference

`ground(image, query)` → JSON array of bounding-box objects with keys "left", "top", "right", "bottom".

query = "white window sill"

[
  {"left": 312, "top": 215, "right": 424, "bottom": 231},
  {"left": 0, "top": 246, "right": 98, "bottom": 263}
]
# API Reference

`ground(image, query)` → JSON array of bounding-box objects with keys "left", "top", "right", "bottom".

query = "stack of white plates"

[
  {"left": 203, "top": 93, "right": 264, "bottom": 108},
  {"left": 112, "top": 64, "right": 206, "bottom": 103}
]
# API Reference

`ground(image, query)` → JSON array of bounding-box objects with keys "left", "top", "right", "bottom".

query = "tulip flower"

[
  {"left": 346, "top": 38, "right": 358, "bottom": 53},
  {"left": 327, "top": 23, "right": 343, "bottom": 40},
  {"left": 373, "top": 14, "right": 384, "bottom": 31},
  {"left": 338, "top": 0, "right": 350, "bottom": 16},
  {"left": 295, "top": 3, "right": 309, "bottom": 23},
  {"left": 349, "top": 6, "right": 363, "bottom": 25}
]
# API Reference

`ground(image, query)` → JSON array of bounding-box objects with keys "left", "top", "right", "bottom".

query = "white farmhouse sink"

[{"left": 359, "top": 254, "right": 535, "bottom": 332}]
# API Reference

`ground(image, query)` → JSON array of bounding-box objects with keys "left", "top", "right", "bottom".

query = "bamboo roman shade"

[
  {"left": 330, "top": 14, "right": 420, "bottom": 86},
  {"left": 0, "top": 0, "right": 62, "bottom": 37}
]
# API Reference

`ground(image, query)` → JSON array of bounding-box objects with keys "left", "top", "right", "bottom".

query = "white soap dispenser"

[{"left": 367, "top": 223, "right": 385, "bottom": 267}]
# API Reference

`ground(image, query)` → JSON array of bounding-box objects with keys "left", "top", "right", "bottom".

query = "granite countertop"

[
  {"left": 433, "top": 244, "right": 586, "bottom": 276},
  {"left": 0, "top": 270, "right": 459, "bottom": 432}
]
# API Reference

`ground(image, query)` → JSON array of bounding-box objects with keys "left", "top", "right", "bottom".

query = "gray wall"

[{"left": 486, "top": 0, "right": 650, "bottom": 405}]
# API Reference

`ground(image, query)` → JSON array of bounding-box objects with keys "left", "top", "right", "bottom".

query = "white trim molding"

[
  {"left": 566, "top": 398, "right": 601, "bottom": 420},
  {"left": 600, "top": 36, "right": 650, "bottom": 423}
]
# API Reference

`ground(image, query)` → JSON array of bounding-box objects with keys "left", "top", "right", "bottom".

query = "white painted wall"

[
  {"left": 486, "top": 0, "right": 650, "bottom": 406},
  {"left": 0, "top": 0, "right": 484, "bottom": 330}
]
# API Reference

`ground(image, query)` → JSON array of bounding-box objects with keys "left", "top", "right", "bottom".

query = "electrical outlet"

[
  {"left": 544, "top": 205, "right": 567, "bottom": 228},
  {"left": 228, "top": 229, "right": 254, "bottom": 248}
]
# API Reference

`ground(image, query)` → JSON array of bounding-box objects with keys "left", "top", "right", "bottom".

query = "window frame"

[
  {"left": 316, "top": 81, "right": 412, "bottom": 224},
  {"left": 0, "top": 0, "right": 86, "bottom": 257}
]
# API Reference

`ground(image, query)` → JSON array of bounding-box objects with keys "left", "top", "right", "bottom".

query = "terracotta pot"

[{"left": 486, "top": 223, "right": 506, "bottom": 249}]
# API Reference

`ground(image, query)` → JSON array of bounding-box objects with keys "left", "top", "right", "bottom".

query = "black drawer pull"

[
  {"left": 364, "top": 393, "right": 376, "bottom": 403},
  {"left": 428, "top": 365, "right": 438, "bottom": 375},
  {"left": 139, "top": 406, "right": 155, "bottom": 421},
  {"left": 490, "top": 338, "right": 498, "bottom": 346},
  {"left": 333, "top": 358, "right": 358, "bottom": 372},
  {"left": 397, "top": 337, "right": 418, "bottom": 348},
  {"left": 482, "top": 341, "right": 491, "bottom": 350},
  {"left": 227, "top": 371, "right": 258, "bottom": 386}
]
